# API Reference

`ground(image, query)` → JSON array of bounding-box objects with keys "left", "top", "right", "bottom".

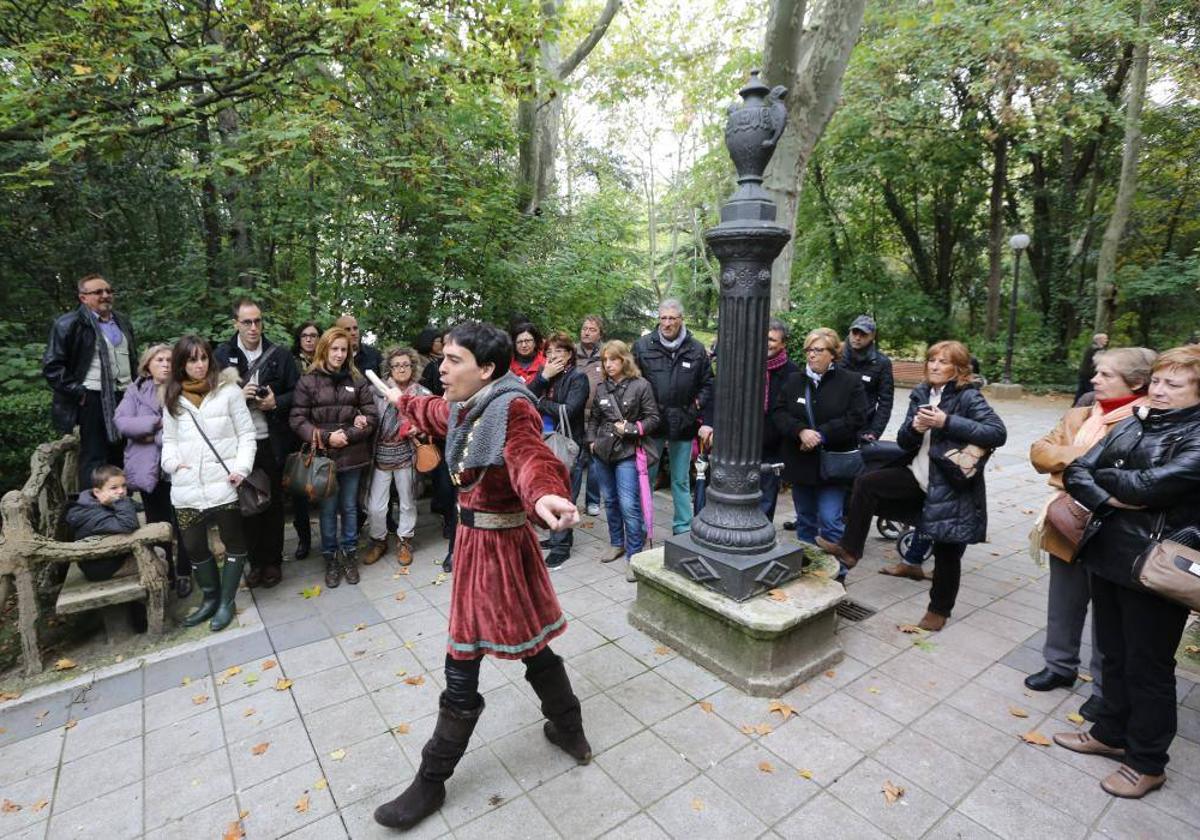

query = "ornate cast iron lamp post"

[{"left": 663, "top": 72, "right": 804, "bottom": 601}]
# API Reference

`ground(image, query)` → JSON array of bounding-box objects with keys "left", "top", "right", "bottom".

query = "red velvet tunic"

[{"left": 397, "top": 394, "right": 570, "bottom": 660}]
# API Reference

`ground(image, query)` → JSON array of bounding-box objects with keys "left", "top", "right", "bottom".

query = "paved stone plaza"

[{"left": 2, "top": 391, "right": 1198, "bottom": 839}]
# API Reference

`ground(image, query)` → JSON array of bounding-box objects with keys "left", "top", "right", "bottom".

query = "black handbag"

[
  {"left": 283, "top": 429, "right": 339, "bottom": 502},
  {"left": 804, "top": 382, "right": 864, "bottom": 482},
  {"left": 187, "top": 411, "right": 272, "bottom": 516}
]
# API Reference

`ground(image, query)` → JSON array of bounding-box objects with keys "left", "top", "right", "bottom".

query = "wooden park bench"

[{"left": 0, "top": 434, "right": 172, "bottom": 676}]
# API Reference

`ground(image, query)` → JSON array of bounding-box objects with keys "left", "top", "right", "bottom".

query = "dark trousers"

[
  {"left": 547, "top": 451, "right": 586, "bottom": 557},
  {"left": 244, "top": 443, "right": 285, "bottom": 572},
  {"left": 141, "top": 481, "right": 191, "bottom": 580},
  {"left": 442, "top": 647, "right": 558, "bottom": 711},
  {"left": 1088, "top": 573, "right": 1190, "bottom": 775},
  {"left": 181, "top": 506, "right": 247, "bottom": 560},
  {"left": 292, "top": 493, "right": 311, "bottom": 548},
  {"left": 77, "top": 389, "right": 125, "bottom": 490},
  {"left": 430, "top": 458, "right": 458, "bottom": 547},
  {"left": 841, "top": 466, "right": 966, "bottom": 617}
]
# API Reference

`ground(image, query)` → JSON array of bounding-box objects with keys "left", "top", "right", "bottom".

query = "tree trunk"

[
  {"left": 517, "top": 0, "right": 622, "bottom": 214},
  {"left": 984, "top": 111, "right": 1010, "bottom": 340},
  {"left": 761, "top": 0, "right": 867, "bottom": 313},
  {"left": 1095, "top": 0, "right": 1155, "bottom": 332}
]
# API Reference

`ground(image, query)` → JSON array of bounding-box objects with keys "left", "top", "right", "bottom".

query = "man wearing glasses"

[
  {"left": 43, "top": 274, "right": 137, "bottom": 488},
  {"left": 214, "top": 298, "right": 300, "bottom": 587}
]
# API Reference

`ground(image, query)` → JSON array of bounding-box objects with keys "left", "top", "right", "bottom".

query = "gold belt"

[{"left": 458, "top": 508, "right": 527, "bottom": 530}]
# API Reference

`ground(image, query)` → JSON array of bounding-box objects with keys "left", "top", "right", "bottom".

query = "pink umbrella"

[{"left": 635, "top": 422, "right": 655, "bottom": 544}]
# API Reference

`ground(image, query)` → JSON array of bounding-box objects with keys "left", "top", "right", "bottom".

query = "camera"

[{"left": 255, "top": 386, "right": 269, "bottom": 399}]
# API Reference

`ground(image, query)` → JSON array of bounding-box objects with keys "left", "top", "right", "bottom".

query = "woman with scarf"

[
  {"left": 289, "top": 326, "right": 378, "bottom": 588},
  {"left": 115, "top": 342, "right": 193, "bottom": 597},
  {"left": 771, "top": 327, "right": 867, "bottom": 582},
  {"left": 289, "top": 321, "right": 321, "bottom": 559},
  {"left": 761, "top": 319, "right": 800, "bottom": 519},
  {"left": 160, "top": 335, "right": 256, "bottom": 631},
  {"left": 1024, "top": 347, "right": 1155, "bottom": 720},
  {"left": 819, "top": 341, "right": 1007, "bottom": 630},
  {"left": 509, "top": 322, "right": 545, "bottom": 385},
  {"left": 372, "top": 321, "right": 588, "bottom": 831},
  {"left": 363, "top": 347, "right": 430, "bottom": 568}
]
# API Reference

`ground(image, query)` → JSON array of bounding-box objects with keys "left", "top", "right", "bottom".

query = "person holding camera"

[{"left": 214, "top": 298, "right": 299, "bottom": 588}]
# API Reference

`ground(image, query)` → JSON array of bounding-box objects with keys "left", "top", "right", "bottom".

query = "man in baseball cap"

[{"left": 842, "top": 315, "right": 894, "bottom": 443}]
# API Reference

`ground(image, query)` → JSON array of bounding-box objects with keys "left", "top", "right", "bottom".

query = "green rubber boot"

[
  {"left": 181, "top": 558, "right": 220, "bottom": 628},
  {"left": 209, "top": 554, "right": 246, "bottom": 632}
]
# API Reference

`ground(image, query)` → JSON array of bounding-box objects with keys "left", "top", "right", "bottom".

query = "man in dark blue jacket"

[
  {"left": 633, "top": 299, "right": 714, "bottom": 535},
  {"left": 841, "top": 315, "right": 894, "bottom": 442},
  {"left": 214, "top": 298, "right": 299, "bottom": 587}
]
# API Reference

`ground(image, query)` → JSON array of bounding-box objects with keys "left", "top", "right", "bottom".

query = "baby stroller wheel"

[
  {"left": 897, "top": 527, "right": 933, "bottom": 562},
  {"left": 876, "top": 518, "right": 903, "bottom": 540}
]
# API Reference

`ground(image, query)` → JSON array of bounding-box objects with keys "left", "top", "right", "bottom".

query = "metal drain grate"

[{"left": 836, "top": 599, "right": 877, "bottom": 622}]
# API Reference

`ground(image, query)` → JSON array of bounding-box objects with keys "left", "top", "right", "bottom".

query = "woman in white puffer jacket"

[{"left": 161, "top": 335, "right": 256, "bottom": 632}]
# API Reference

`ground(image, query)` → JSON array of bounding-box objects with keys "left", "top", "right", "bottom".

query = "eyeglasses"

[
  {"left": 238, "top": 318, "right": 263, "bottom": 327},
  {"left": 659, "top": 315, "right": 682, "bottom": 322},
  {"left": 805, "top": 347, "right": 831, "bottom": 355},
  {"left": 300, "top": 332, "right": 319, "bottom": 340},
  {"left": 81, "top": 288, "right": 114, "bottom": 296},
  {"left": 515, "top": 338, "right": 536, "bottom": 345},
  {"left": 390, "top": 361, "right": 412, "bottom": 369}
]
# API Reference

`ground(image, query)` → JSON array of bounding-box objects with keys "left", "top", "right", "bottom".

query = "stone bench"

[{"left": 0, "top": 434, "right": 172, "bottom": 676}]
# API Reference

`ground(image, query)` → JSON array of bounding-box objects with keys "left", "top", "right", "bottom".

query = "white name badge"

[
  {"left": 682, "top": 361, "right": 692, "bottom": 368},
  {"left": 599, "top": 398, "right": 610, "bottom": 405},
  {"left": 345, "top": 385, "right": 355, "bottom": 392},
  {"left": 796, "top": 397, "right": 807, "bottom": 404},
  {"left": 862, "top": 375, "right": 872, "bottom": 382}
]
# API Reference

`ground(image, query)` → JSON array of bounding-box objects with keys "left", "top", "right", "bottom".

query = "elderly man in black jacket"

[
  {"left": 43, "top": 273, "right": 138, "bottom": 489},
  {"left": 633, "top": 299, "right": 714, "bottom": 535},
  {"left": 214, "top": 298, "right": 300, "bottom": 588},
  {"left": 841, "top": 315, "right": 894, "bottom": 443}
]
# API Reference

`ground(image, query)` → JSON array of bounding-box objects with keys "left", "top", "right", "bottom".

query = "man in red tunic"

[{"left": 373, "top": 321, "right": 589, "bottom": 831}]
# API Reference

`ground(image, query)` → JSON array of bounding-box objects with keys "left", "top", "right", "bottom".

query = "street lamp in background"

[{"left": 1002, "top": 233, "right": 1031, "bottom": 384}]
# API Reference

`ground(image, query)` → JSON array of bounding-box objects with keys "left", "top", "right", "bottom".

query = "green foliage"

[{"left": 0, "top": 389, "right": 54, "bottom": 495}]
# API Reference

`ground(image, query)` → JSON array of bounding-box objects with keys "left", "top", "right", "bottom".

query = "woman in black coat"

[
  {"left": 820, "top": 340, "right": 1007, "bottom": 630},
  {"left": 771, "top": 328, "right": 866, "bottom": 579},
  {"left": 1054, "top": 345, "right": 1200, "bottom": 799}
]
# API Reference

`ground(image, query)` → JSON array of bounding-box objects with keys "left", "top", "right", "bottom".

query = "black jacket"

[
  {"left": 1065, "top": 403, "right": 1200, "bottom": 588},
  {"left": 771, "top": 366, "right": 867, "bottom": 486},
  {"left": 66, "top": 491, "right": 139, "bottom": 539},
  {"left": 841, "top": 344, "right": 894, "bottom": 440},
  {"left": 633, "top": 329, "right": 713, "bottom": 441},
  {"left": 530, "top": 365, "right": 589, "bottom": 447},
  {"left": 762, "top": 357, "right": 800, "bottom": 458},
  {"left": 419, "top": 357, "right": 444, "bottom": 396},
  {"left": 894, "top": 382, "right": 1007, "bottom": 544},
  {"left": 42, "top": 305, "right": 137, "bottom": 433},
  {"left": 586, "top": 377, "right": 661, "bottom": 463},
  {"left": 214, "top": 335, "right": 300, "bottom": 462},
  {"left": 355, "top": 344, "right": 384, "bottom": 380}
]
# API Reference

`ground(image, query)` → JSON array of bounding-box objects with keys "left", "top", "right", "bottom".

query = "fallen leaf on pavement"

[
  {"left": 404, "top": 641, "right": 415, "bottom": 649},
  {"left": 53, "top": 658, "right": 76, "bottom": 671},
  {"left": 768, "top": 700, "right": 795, "bottom": 720},
  {"left": 181, "top": 676, "right": 192, "bottom": 686},
  {"left": 740, "top": 724, "right": 754, "bottom": 735},
  {"left": 352, "top": 650, "right": 366, "bottom": 658},
  {"left": 222, "top": 820, "right": 245, "bottom": 840},
  {"left": 698, "top": 701, "right": 714, "bottom": 714},
  {"left": 0, "top": 691, "right": 21, "bottom": 702},
  {"left": 244, "top": 674, "right": 260, "bottom": 686},
  {"left": 34, "top": 709, "right": 48, "bottom": 720},
  {"left": 392, "top": 723, "right": 411, "bottom": 735},
  {"left": 823, "top": 669, "right": 837, "bottom": 678},
  {"left": 192, "top": 694, "right": 210, "bottom": 706},
  {"left": 757, "top": 760, "right": 775, "bottom": 774},
  {"left": 1021, "top": 730, "right": 1052, "bottom": 747},
  {"left": 223, "top": 665, "right": 242, "bottom": 679},
  {"left": 31, "top": 799, "right": 48, "bottom": 813},
  {"left": 690, "top": 797, "right": 704, "bottom": 812},
  {"left": 767, "top": 589, "right": 788, "bottom": 602},
  {"left": 300, "top": 585, "right": 321, "bottom": 599},
  {"left": 64, "top": 719, "right": 77, "bottom": 730},
  {"left": 314, "top": 778, "right": 328, "bottom": 791},
  {"left": 1185, "top": 645, "right": 1200, "bottom": 656},
  {"left": 261, "top": 659, "right": 277, "bottom": 670},
  {"left": 897, "top": 624, "right": 924, "bottom": 634},
  {"left": 913, "top": 638, "right": 937, "bottom": 652},
  {"left": 398, "top": 566, "right": 410, "bottom": 576},
  {"left": 329, "top": 748, "right": 347, "bottom": 761},
  {"left": 294, "top": 794, "right": 310, "bottom": 814},
  {"left": 395, "top": 591, "right": 407, "bottom": 601},
  {"left": 275, "top": 678, "right": 293, "bottom": 691},
  {"left": 354, "top": 623, "right": 367, "bottom": 631},
  {"left": 243, "top": 707, "right": 256, "bottom": 718},
  {"left": 251, "top": 742, "right": 270, "bottom": 756},
  {"left": 653, "top": 645, "right": 672, "bottom": 655},
  {"left": 1066, "top": 712, "right": 1085, "bottom": 725},
  {"left": 239, "top": 809, "right": 249, "bottom": 820},
  {"left": 1078, "top": 673, "right": 1092, "bottom": 682},
  {"left": 404, "top": 675, "right": 425, "bottom": 687},
  {"left": 868, "top": 687, "right": 882, "bottom": 695},
  {"left": 882, "top": 780, "right": 905, "bottom": 805},
  {"left": 1008, "top": 706, "right": 1029, "bottom": 718},
  {"left": 0, "top": 727, "right": 7, "bottom": 734},
  {"left": 1, "top": 800, "right": 20, "bottom": 813},
  {"left": 797, "top": 769, "right": 814, "bottom": 780},
  {"left": 395, "top": 669, "right": 408, "bottom": 677}
]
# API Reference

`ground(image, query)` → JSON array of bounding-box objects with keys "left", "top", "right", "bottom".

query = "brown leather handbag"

[
  {"left": 1132, "top": 517, "right": 1200, "bottom": 610},
  {"left": 414, "top": 438, "right": 442, "bottom": 474},
  {"left": 1044, "top": 493, "right": 1092, "bottom": 562},
  {"left": 283, "top": 430, "right": 339, "bottom": 502}
]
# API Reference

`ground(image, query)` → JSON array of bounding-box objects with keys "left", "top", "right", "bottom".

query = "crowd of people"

[{"left": 40, "top": 273, "right": 1200, "bottom": 810}]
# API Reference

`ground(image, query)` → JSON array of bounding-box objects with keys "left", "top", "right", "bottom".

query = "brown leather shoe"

[
  {"left": 815, "top": 536, "right": 859, "bottom": 569},
  {"left": 1053, "top": 732, "right": 1126, "bottom": 758},
  {"left": 396, "top": 538, "right": 413, "bottom": 567},
  {"left": 879, "top": 562, "right": 927, "bottom": 581},
  {"left": 261, "top": 565, "right": 282, "bottom": 588},
  {"left": 601, "top": 545, "right": 625, "bottom": 563},
  {"left": 363, "top": 539, "right": 388, "bottom": 566},
  {"left": 244, "top": 566, "right": 264, "bottom": 589},
  {"left": 1101, "top": 764, "right": 1165, "bottom": 798},
  {"left": 916, "top": 610, "right": 946, "bottom": 631}
]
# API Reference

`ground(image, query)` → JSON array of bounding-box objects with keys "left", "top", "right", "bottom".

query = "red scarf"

[
  {"left": 765, "top": 349, "right": 790, "bottom": 410},
  {"left": 510, "top": 350, "right": 545, "bottom": 385},
  {"left": 1098, "top": 394, "right": 1139, "bottom": 414}
]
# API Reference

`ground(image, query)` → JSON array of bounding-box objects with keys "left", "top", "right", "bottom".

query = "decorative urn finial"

[{"left": 720, "top": 71, "right": 788, "bottom": 223}]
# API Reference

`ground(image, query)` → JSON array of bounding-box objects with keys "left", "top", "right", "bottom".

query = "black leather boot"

[
  {"left": 341, "top": 548, "right": 360, "bottom": 585},
  {"left": 373, "top": 695, "right": 484, "bottom": 830},
  {"left": 323, "top": 552, "right": 342, "bottom": 588},
  {"left": 525, "top": 653, "right": 592, "bottom": 764},
  {"left": 182, "top": 558, "right": 220, "bottom": 628},
  {"left": 209, "top": 555, "right": 246, "bottom": 632}
]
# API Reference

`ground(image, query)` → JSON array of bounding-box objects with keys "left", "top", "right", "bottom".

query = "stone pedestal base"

[
  {"left": 984, "top": 382, "right": 1024, "bottom": 400},
  {"left": 628, "top": 546, "right": 845, "bottom": 696}
]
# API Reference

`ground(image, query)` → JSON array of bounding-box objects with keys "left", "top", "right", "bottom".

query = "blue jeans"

[
  {"left": 548, "top": 450, "right": 587, "bottom": 556},
  {"left": 592, "top": 456, "right": 644, "bottom": 558},
  {"left": 319, "top": 468, "right": 362, "bottom": 556},
  {"left": 646, "top": 438, "right": 694, "bottom": 534},
  {"left": 791, "top": 483, "right": 847, "bottom": 545},
  {"left": 760, "top": 469, "right": 781, "bottom": 520}
]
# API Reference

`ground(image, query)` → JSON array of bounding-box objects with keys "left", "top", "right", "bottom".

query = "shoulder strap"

[
  {"left": 241, "top": 345, "right": 277, "bottom": 385},
  {"left": 186, "top": 408, "right": 231, "bottom": 476},
  {"left": 803, "top": 380, "right": 817, "bottom": 429}
]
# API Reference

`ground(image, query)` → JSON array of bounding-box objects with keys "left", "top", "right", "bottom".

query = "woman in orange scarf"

[{"left": 1025, "top": 347, "right": 1156, "bottom": 720}]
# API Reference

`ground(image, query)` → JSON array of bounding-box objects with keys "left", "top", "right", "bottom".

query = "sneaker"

[
  {"left": 586, "top": 504, "right": 600, "bottom": 516},
  {"left": 546, "top": 553, "right": 569, "bottom": 571}
]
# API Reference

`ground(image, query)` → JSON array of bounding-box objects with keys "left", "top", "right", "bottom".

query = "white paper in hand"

[{"left": 364, "top": 369, "right": 389, "bottom": 396}]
